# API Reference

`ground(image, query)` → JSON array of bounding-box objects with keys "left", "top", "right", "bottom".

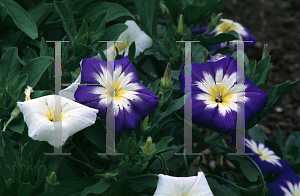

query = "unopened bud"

[
  {"left": 11, "top": 105, "right": 20, "bottom": 118},
  {"left": 213, "top": 13, "right": 223, "bottom": 25},
  {"left": 177, "top": 14, "right": 184, "bottom": 35},
  {"left": 24, "top": 86, "right": 33, "bottom": 101},
  {"left": 46, "top": 172, "right": 60, "bottom": 190},
  {"left": 161, "top": 62, "right": 173, "bottom": 93},
  {"left": 160, "top": 1, "right": 170, "bottom": 15},
  {"left": 262, "top": 44, "right": 269, "bottom": 59},
  {"left": 141, "top": 116, "right": 151, "bottom": 132},
  {"left": 145, "top": 137, "right": 154, "bottom": 154}
]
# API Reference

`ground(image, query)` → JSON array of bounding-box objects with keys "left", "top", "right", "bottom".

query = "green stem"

[
  {"left": 213, "top": 143, "right": 267, "bottom": 192},
  {"left": 150, "top": 0, "right": 155, "bottom": 36},
  {"left": 3, "top": 117, "right": 14, "bottom": 132},
  {"left": 160, "top": 153, "right": 168, "bottom": 175},
  {"left": 205, "top": 174, "right": 249, "bottom": 191},
  {"left": 122, "top": 174, "right": 158, "bottom": 180},
  {"left": 69, "top": 140, "right": 97, "bottom": 174},
  {"left": 183, "top": 149, "right": 190, "bottom": 176}
]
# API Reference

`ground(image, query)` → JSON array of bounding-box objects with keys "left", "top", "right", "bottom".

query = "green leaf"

[
  {"left": 0, "top": 0, "right": 38, "bottom": 39},
  {"left": 27, "top": 46, "right": 38, "bottom": 59},
  {"left": 126, "top": 175, "right": 158, "bottom": 188},
  {"left": 96, "top": 24, "right": 128, "bottom": 51},
  {"left": 144, "top": 49, "right": 168, "bottom": 61},
  {"left": 80, "top": 178, "right": 113, "bottom": 196},
  {"left": 246, "top": 80, "right": 300, "bottom": 129},
  {"left": 17, "top": 182, "right": 34, "bottom": 196},
  {"left": 160, "top": 90, "right": 173, "bottom": 105},
  {"left": 0, "top": 106, "right": 9, "bottom": 116},
  {"left": 82, "top": 119, "right": 106, "bottom": 152},
  {"left": 75, "top": 44, "right": 91, "bottom": 56},
  {"left": 88, "top": 12, "right": 107, "bottom": 43},
  {"left": 83, "top": 2, "right": 134, "bottom": 22},
  {"left": 171, "top": 70, "right": 180, "bottom": 80},
  {"left": 248, "top": 125, "right": 268, "bottom": 144},
  {"left": 8, "top": 73, "right": 28, "bottom": 95},
  {"left": 199, "top": 30, "right": 240, "bottom": 46},
  {"left": 37, "top": 165, "right": 47, "bottom": 186},
  {"left": 133, "top": 0, "right": 160, "bottom": 36},
  {"left": 164, "top": 0, "right": 179, "bottom": 25},
  {"left": 30, "top": 90, "right": 54, "bottom": 99},
  {"left": 150, "top": 145, "right": 184, "bottom": 169},
  {"left": 265, "top": 140, "right": 283, "bottom": 158},
  {"left": 153, "top": 95, "right": 185, "bottom": 124},
  {"left": 0, "top": 47, "right": 20, "bottom": 85},
  {"left": 0, "top": 5, "right": 7, "bottom": 22},
  {"left": 28, "top": 3, "right": 54, "bottom": 24},
  {"left": 153, "top": 136, "right": 174, "bottom": 154},
  {"left": 54, "top": 1, "right": 77, "bottom": 43},
  {"left": 225, "top": 155, "right": 258, "bottom": 182},
  {"left": 0, "top": 174, "right": 9, "bottom": 190},
  {"left": 192, "top": 43, "right": 208, "bottom": 63},
  {"left": 128, "top": 161, "right": 148, "bottom": 175},
  {"left": 284, "top": 132, "right": 300, "bottom": 156},
  {"left": 45, "top": 177, "right": 97, "bottom": 196},
  {"left": 148, "top": 79, "right": 161, "bottom": 95},
  {"left": 276, "top": 124, "right": 283, "bottom": 150},
  {"left": 128, "top": 41, "right": 136, "bottom": 62},
  {"left": 207, "top": 178, "right": 239, "bottom": 196},
  {"left": 77, "top": 20, "right": 88, "bottom": 40},
  {"left": 184, "top": 0, "right": 223, "bottom": 25},
  {"left": 20, "top": 56, "right": 54, "bottom": 88},
  {"left": 2, "top": 131, "right": 14, "bottom": 166}
]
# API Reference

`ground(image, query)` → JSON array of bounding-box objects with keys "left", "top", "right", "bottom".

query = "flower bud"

[
  {"left": 46, "top": 172, "right": 60, "bottom": 190},
  {"left": 141, "top": 116, "right": 151, "bottom": 133},
  {"left": 161, "top": 62, "right": 173, "bottom": 93},
  {"left": 144, "top": 137, "right": 154, "bottom": 154},
  {"left": 262, "top": 43, "right": 269, "bottom": 59},
  {"left": 177, "top": 14, "right": 184, "bottom": 35},
  {"left": 11, "top": 105, "right": 20, "bottom": 119},
  {"left": 24, "top": 86, "right": 33, "bottom": 101},
  {"left": 213, "top": 13, "right": 223, "bottom": 25},
  {"left": 160, "top": 1, "right": 170, "bottom": 15}
]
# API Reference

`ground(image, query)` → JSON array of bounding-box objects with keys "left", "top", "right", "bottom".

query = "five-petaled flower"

[
  {"left": 17, "top": 95, "right": 98, "bottom": 147},
  {"left": 193, "top": 19, "right": 257, "bottom": 52},
  {"left": 61, "top": 20, "right": 152, "bottom": 100},
  {"left": 153, "top": 172, "right": 214, "bottom": 196},
  {"left": 74, "top": 56, "right": 158, "bottom": 133},
  {"left": 245, "top": 136, "right": 293, "bottom": 174},
  {"left": 267, "top": 169, "right": 300, "bottom": 196},
  {"left": 179, "top": 55, "right": 268, "bottom": 133}
]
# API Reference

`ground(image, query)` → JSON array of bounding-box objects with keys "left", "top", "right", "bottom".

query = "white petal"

[
  {"left": 153, "top": 174, "right": 183, "bottom": 196},
  {"left": 215, "top": 69, "right": 223, "bottom": 84},
  {"left": 188, "top": 172, "right": 214, "bottom": 196},
  {"left": 60, "top": 74, "right": 81, "bottom": 100},
  {"left": 18, "top": 95, "right": 98, "bottom": 147}
]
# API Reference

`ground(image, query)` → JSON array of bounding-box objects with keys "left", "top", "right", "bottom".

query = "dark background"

[{"left": 217, "top": 0, "right": 300, "bottom": 145}]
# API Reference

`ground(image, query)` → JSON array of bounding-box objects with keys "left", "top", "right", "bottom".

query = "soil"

[{"left": 216, "top": 0, "right": 300, "bottom": 145}]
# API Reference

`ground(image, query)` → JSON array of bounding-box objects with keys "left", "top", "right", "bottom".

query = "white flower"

[
  {"left": 153, "top": 172, "right": 213, "bottom": 196},
  {"left": 113, "top": 20, "right": 153, "bottom": 58},
  {"left": 17, "top": 95, "right": 98, "bottom": 147}
]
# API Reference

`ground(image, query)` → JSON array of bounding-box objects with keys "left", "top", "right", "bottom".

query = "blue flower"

[
  {"left": 267, "top": 169, "right": 300, "bottom": 196},
  {"left": 179, "top": 55, "right": 268, "bottom": 134},
  {"left": 245, "top": 136, "right": 294, "bottom": 174},
  {"left": 74, "top": 56, "right": 158, "bottom": 132},
  {"left": 193, "top": 19, "right": 257, "bottom": 52}
]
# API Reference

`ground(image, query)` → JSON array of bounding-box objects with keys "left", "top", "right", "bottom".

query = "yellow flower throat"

[{"left": 208, "top": 85, "right": 235, "bottom": 106}]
